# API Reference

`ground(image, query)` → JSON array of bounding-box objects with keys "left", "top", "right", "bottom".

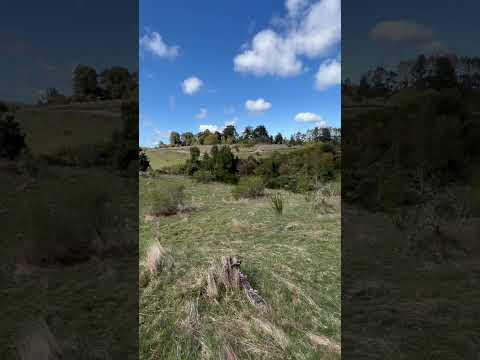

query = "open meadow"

[{"left": 139, "top": 174, "right": 341, "bottom": 359}]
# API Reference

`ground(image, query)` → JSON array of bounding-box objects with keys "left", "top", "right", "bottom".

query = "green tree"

[
  {"left": 253, "top": 125, "right": 270, "bottom": 142},
  {"left": 139, "top": 147, "right": 150, "bottom": 171},
  {"left": 204, "top": 133, "right": 219, "bottom": 145},
  {"left": 274, "top": 133, "right": 284, "bottom": 144},
  {"left": 223, "top": 125, "right": 237, "bottom": 143},
  {"left": 73, "top": 64, "right": 98, "bottom": 99},
  {"left": 170, "top": 131, "right": 181, "bottom": 146},
  {"left": 0, "top": 113, "right": 26, "bottom": 160},
  {"left": 181, "top": 132, "right": 195, "bottom": 146},
  {"left": 241, "top": 126, "right": 254, "bottom": 142},
  {"left": 99, "top": 66, "right": 133, "bottom": 99}
]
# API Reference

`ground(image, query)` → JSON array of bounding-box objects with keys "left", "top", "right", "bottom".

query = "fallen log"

[{"left": 221, "top": 256, "right": 268, "bottom": 311}]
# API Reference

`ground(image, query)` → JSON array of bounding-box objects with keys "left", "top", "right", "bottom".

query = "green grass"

[
  {"left": 0, "top": 166, "right": 138, "bottom": 358},
  {"left": 145, "top": 149, "right": 189, "bottom": 170},
  {"left": 140, "top": 175, "right": 341, "bottom": 359},
  {"left": 15, "top": 101, "right": 122, "bottom": 156}
]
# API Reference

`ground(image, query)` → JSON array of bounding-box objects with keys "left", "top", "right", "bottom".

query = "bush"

[
  {"left": 139, "top": 148, "right": 150, "bottom": 171},
  {"left": 0, "top": 113, "right": 26, "bottom": 160},
  {"left": 232, "top": 176, "right": 265, "bottom": 199},
  {"left": 192, "top": 169, "right": 214, "bottom": 183},
  {"left": 149, "top": 183, "right": 185, "bottom": 216},
  {"left": 269, "top": 193, "right": 284, "bottom": 215}
]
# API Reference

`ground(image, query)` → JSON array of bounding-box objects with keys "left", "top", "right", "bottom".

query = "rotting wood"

[{"left": 221, "top": 256, "right": 268, "bottom": 311}]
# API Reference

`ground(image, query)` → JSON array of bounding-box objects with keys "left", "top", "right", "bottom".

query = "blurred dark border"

[
  {"left": 342, "top": 1, "right": 480, "bottom": 358},
  {"left": 0, "top": 1, "right": 139, "bottom": 358}
]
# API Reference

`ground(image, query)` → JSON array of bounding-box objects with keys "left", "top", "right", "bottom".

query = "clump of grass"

[
  {"left": 308, "top": 182, "right": 338, "bottom": 214},
  {"left": 232, "top": 176, "right": 265, "bottom": 200},
  {"left": 269, "top": 193, "right": 284, "bottom": 215},
  {"left": 149, "top": 182, "right": 185, "bottom": 216},
  {"left": 141, "top": 239, "right": 174, "bottom": 280}
]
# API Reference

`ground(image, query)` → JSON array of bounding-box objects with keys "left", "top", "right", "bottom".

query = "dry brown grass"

[
  {"left": 307, "top": 332, "right": 341, "bottom": 354},
  {"left": 142, "top": 240, "right": 174, "bottom": 278}
]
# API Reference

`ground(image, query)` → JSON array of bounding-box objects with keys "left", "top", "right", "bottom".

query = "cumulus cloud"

[
  {"left": 295, "top": 112, "right": 327, "bottom": 127},
  {"left": 286, "top": 0, "right": 308, "bottom": 16},
  {"left": 370, "top": 20, "right": 448, "bottom": 54},
  {"left": 182, "top": 76, "right": 203, "bottom": 95},
  {"left": 195, "top": 108, "right": 208, "bottom": 120},
  {"left": 370, "top": 20, "right": 434, "bottom": 43},
  {"left": 295, "top": 112, "right": 322, "bottom": 122},
  {"left": 140, "top": 31, "right": 179, "bottom": 59},
  {"left": 225, "top": 117, "right": 238, "bottom": 127},
  {"left": 234, "top": 0, "right": 340, "bottom": 77},
  {"left": 315, "top": 57, "right": 340, "bottom": 90},
  {"left": 245, "top": 98, "right": 272, "bottom": 115},
  {"left": 199, "top": 124, "right": 219, "bottom": 133}
]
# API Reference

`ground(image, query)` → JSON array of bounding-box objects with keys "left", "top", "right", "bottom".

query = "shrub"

[
  {"left": 192, "top": 169, "right": 214, "bottom": 183},
  {"left": 269, "top": 193, "right": 284, "bottom": 215},
  {"left": 139, "top": 148, "right": 150, "bottom": 171},
  {"left": 232, "top": 176, "right": 265, "bottom": 199},
  {"left": 0, "top": 113, "right": 26, "bottom": 160},
  {"left": 149, "top": 183, "right": 185, "bottom": 216}
]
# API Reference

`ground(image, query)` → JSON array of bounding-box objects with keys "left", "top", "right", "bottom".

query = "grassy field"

[
  {"left": 145, "top": 144, "right": 302, "bottom": 170},
  {"left": 15, "top": 100, "right": 123, "bottom": 156},
  {"left": 0, "top": 166, "right": 138, "bottom": 358},
  {"left": 139, "top": 175, "right": 341, "bottom": 359}
]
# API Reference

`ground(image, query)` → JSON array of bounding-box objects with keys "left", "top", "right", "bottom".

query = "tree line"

[
  {"left": 343, "top": 54, "right": 480, "bottom": 100},
  {"left": 38, "top": 65, "right": 138, "bottom": 105},
  {"left": 165, "top": 124, "right": 340, "bottom": 147}
]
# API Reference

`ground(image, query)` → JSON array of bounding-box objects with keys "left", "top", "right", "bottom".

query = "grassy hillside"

[
  {"left": 139, "top": 175, "right": 341, "bottom": 359},
  {"left": 146, "top": 144, "right": 302, "bottom": 171},
  {"left": 0, "top": 166, "right": 137, "bottom": 358},
  {"left": 15, "top": 100, "right": 123, "bottom": 156}
]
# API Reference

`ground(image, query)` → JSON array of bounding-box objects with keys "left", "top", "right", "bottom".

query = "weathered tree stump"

[{"left": 221, "top": 256, "right": 268, "bottom": 311}]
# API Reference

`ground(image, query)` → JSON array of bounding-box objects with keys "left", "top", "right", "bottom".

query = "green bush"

[
  {"left": 192, "top": 169, "right": 214, "bottom": 183},
  {"left": 149, "top": 183, "right": 185, "bottom": 216},
  {"left": 232, "top": 176, "right": 265, "bottom": 199},
  {"left": 0, "top": 113, "right": 26, "bottom": 160},
  {"left": 139, "top": 148, "right": 150, "bottom": 171}
]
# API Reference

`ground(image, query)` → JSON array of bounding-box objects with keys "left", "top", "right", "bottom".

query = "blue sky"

[
  {"left": 140, "top": 0, "right": 341, "bottom": 147},
  {"left": 342, "top": 0, "right": 480, "bottom": 81},
  {"left": 0, "top": 0, "right": 137, "bottom": 103}
]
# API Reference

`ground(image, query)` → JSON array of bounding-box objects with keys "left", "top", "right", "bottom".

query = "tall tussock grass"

[
  {"left": 269, "top": 193, "right": 284, "bottom": 215},
  {"left": 140, "top": 239, "right": 174, "bottom": 286}
]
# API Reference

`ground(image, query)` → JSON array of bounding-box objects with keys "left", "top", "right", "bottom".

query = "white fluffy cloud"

[
  {"left": 225, "top": 117, "right": 238, "bottom": 127},
  {"left": 295, "top": 112, "right": 321, "bottom": 122},
  {"left": 245, "top": 98, "right": 272, "bottom": 115},
  {"left": 199, "top": 124, "right": 219, "bottom": 133},
  {"left": 370, "top": 20, "right": 434, "bottom": 43},
  {"left": 182, "top": 76, "right": 203, "bottom": 95},
  {"left": 315, "top": 57, "right": 340, "bottom": 90},
  {"left": 286, "top": 0, "right": 308, "bottom": 16},
  {"left": 234, "top": 0, "right": 340, "bottom": 77},
  {"left": 195, "top": 108, "right": 208, "bottom": 119},
  {"left": 295, "top": 112, "right": 327, "bottom": 127},
  {"left": 140, "top": 31, "right": 179, "bottom": 59},
  {"left": 370, "top": 20, "right": 448, "bottom": 54}
]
